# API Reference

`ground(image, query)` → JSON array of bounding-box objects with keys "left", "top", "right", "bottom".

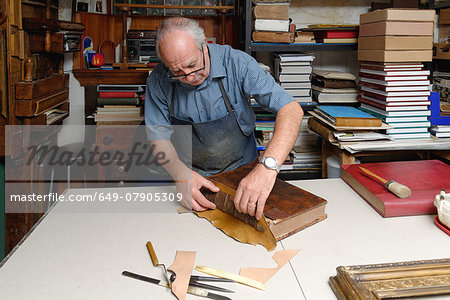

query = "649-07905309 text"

[{"left": 9, "top": 192, "right": 183, "bottom": 203}]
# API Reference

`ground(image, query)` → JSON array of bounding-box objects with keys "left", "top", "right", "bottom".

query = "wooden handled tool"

[
  {"left": 359, "top": 167, "right": 411, "bottom": 199},
  {"left": 146, "top": 241, "right": 170, "bottom": 283}
]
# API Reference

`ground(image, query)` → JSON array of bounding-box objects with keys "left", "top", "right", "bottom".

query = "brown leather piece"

[
  {"left": 239, "top": 249, "right": 300, "bottom": 283},
  {"left": 168, "top": 251, "right": 196, "bottom": 300},
  {"left": 195, "top": 209, "right": 277, "bottom": 251}
]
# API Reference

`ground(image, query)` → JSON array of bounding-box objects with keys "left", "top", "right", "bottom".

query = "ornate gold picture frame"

[{"left": 330, "top": 258, "right": 450, "bottom": 299}]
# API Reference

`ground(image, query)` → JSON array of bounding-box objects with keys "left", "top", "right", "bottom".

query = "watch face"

[{"left": 265, "top": 157, "right": 277, "bottom": 169}]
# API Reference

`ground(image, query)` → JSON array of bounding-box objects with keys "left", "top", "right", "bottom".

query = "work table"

[{"left": 0, "top": 179, "right": 449, "bottom": 299}]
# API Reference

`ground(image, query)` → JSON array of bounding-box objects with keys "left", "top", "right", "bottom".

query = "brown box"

[
  {"left": 439, "top": 8, "right": 450, "bottom": 25},
  {"left": 438, "top": 24, "right": 450, "bottom": 42},
  {"left": 358, "top": 36, "right": 433, "bottom": 50},
  {"left": 359, "top": 21, "right": 434, "bottom": 37},
  {"left": 360, "top": 9, "right": 435, "bottom": 25},
  {"left": 358, "top": 49, "right": 433, "bottom": 62}
]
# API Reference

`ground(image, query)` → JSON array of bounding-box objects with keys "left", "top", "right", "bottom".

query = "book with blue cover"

[{"left": 315, "top": 105, "right": 382, "bottom": 127}]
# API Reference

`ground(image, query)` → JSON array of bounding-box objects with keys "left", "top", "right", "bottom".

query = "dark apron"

[{"left": 170, "top": 80, "right": 257, "bottom": 177}]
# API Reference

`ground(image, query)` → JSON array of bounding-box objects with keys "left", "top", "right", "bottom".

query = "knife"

[
  {"left": 122, "top": 271, "right": 232, "bottom": 300},
  {"left": 195, "top": 265, "right": 266, "bottom": 291}
]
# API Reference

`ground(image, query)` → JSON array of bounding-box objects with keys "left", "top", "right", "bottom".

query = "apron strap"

[
  {"left": 218, "top": 80, "right": 233, "bottom": 113},
  {"left": 170, "top": 79, "right": 233, "bottom": 117}
]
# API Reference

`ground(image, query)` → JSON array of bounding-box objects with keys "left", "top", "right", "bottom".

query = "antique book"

[
  {"left": 312, "top": 90, "right": 359, "bottom": 103},
  {"left": 253, "top": 19, "right": 290, "bottom": 32},
  {"left": 252, "top": 31, "right": 294, "bottom": 43},
  {"left": 252, "top": 4, "right": 289, "bottom": 20},
  {"left": 340, "top": 160, "right": 450, "bottom": 217},
  {"left": 206, "top": 163, "right": 328, "bottom": 240},
  {"left": 315, "top": 105, "right": 382, "bottom": 127}
]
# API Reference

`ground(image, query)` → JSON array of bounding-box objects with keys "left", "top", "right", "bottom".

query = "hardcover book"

[
  {"left": 252, "top": 4, "right": 289, "bottom": 20},
  {"left": 252, "top": 31, "right": 294, "bottom": 43},
  {"left": 206, "top": 162, "right": 328, "bottom": 240},
  {"left": 315, "top": 105, "right": 382, "bottom": 127},
  {"left": 254, "top": 19, "right": 290, "bottom": 32},
  {"left": 341, "top": 160, "right": 450, "bottom": 217}
]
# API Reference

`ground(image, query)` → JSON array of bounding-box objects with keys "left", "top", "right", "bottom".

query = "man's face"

[{"left": 159, "top": 31, "right": 210, "bottom": 86}]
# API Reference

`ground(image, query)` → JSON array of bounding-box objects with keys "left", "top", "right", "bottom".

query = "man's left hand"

[{"left": 233, "top": 163, "right": 277, "bottom": 220}]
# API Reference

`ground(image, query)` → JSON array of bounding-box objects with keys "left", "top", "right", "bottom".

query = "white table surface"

[{"left": 0, "top": 179, "right": 449, "bottom": 300}]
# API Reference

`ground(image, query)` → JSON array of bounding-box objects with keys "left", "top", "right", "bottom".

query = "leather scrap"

[
  {"left": 168, "top": 251, "right": 196, "bottom": 300},
  {"left": 239, "top": 249, "right": 300, "bottom": 283},
  {"left": 195, "top": 209, "right": 277, "bottom": 251}
]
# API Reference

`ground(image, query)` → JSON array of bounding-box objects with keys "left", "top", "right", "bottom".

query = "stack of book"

[
  {"left": 94, "top": 86, "right": 144, "bottom": 125},
  {"left": 273, "top": 53, "right": 315, "bottom": 104},
  {"left": 252, "top": 0, "right": 293, "bottom": 43},
  {"left": 357, "top": 8, "right": 435, "bottom": 140},
  {"left": 311, "top": 69, "right": 359, "bottom": 104},
  {"left": 282, "top": 146, "right": 321, "bottom": 175},
  {"left": 358, "top": 63, "right": 432, "bottom": 139},
  {"left": 310, "top": 26, "right": 359, "bottom": 44},
  {"left": 429, "top": 125, "right": 450, "bottom": 138}
]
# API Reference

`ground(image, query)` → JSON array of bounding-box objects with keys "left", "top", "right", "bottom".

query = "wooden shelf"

[
  {"left": 73, "top": 69, "right": 149, "bottom": 86},
  {"left": 248, "top": 42, "right": 358, "bottom": 52}
]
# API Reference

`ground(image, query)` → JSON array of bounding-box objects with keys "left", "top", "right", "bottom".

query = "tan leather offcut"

[
  {"left": 195, "top": 209, "right": 277, "bottom": 251},
  {"left": 239, "top": 249, "right": 300, "bottom": 283},
  {"left": 168, "top": 251, "right": 196, "bottom": 300}
]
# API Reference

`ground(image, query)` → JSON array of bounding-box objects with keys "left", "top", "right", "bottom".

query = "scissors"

[{"left": 146, "top": 241, "right": 234, "bottom": 294}]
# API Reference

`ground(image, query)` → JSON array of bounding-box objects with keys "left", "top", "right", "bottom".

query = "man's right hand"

[{"left": 177, "top": 170, "right": 218, "bottom": 211}]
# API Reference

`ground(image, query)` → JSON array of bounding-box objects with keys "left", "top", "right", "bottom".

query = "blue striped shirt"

[{"left": 145, "top": 43, "right": 294, "bottom": 139}]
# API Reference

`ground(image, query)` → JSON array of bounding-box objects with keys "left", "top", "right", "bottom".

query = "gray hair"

[{"left": 156, "top": 17, "right": 205, "bottom": 59}]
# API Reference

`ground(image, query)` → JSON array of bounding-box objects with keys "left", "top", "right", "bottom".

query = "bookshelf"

[{"left": 240, "top": 0, "right": 358, "bottom": 54}]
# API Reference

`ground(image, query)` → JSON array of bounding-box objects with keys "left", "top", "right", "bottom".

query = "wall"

[{"left": 59, "top": 0, "right": 86, "bottom": 145}]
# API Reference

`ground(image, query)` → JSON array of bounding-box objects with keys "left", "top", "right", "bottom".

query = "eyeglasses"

[{"left": 166, "top": 45, "right": 205, "bottom": 79}]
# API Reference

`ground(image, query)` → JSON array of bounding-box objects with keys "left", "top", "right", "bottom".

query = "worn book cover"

[
  {"left": 206, "top": 162, "right": 328, "bottom": 240},
  {"left": 341, "top": 160, "right": 450, "bottom": 217},
  {"left": 252, "top": 4, "right": 289, "bottom": 20},
  {"left": 315, "top": 105, "right": 382, "bottom": 127}
]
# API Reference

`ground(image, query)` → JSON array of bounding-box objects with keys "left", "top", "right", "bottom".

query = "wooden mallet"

[{"left": 359, "top": 166, "right": 411, "bottom": 199}]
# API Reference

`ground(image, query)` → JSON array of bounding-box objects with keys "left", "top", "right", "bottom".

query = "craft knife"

[{"left": 122, "top": 271, "right": 232, "bottom": 300}]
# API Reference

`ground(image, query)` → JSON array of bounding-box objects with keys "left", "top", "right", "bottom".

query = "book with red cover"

[
  {"left": 359, "top": 81, "right": 429, "bottom": 92},
  {"left": 99, "top": 91, "right": 138, "bottom": 98},
  {"left": 359, "top": 90, "right": 429, "bottom": 102},
  {"left": 359, "top": 97, "right": 430, "bottom": 111},
  {"left": 314, "top": 30, "right": 358, "bottom": 39},
  {"left": 358, "top": 72, "right": 428, "bottom": 81},
  {"left": 340, "top": 160, "right": 450, "bottom": 217},
  {"left": 359, "top": 76, "right": 429, "bottom": 87}
]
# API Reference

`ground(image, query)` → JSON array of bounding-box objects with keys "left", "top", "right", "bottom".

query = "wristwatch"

[{"left": 259, "top": 156, "right": 281, "bottom": 173}]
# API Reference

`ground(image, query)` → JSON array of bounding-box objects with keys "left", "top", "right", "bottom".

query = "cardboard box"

[
  {"left": 358, "top": 36, "right": 433, "bottom": 50},
  {"left": 358, "top": 49, "right": 433, "bottom": 62},
  {"left": 360, "top": 8, "right": 436, "bottom": 25},
  {"left": 359, "top": 21, "right": 434, "bottom": 37}
]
